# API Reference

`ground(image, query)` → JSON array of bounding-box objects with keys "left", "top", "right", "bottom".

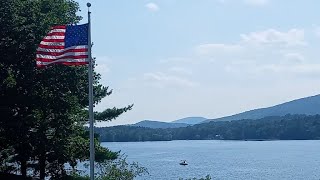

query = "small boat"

[{"left": 179, "top": 160, "right": 188, "bottom": 165}]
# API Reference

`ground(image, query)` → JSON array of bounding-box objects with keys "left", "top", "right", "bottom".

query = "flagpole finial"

[{"left": 87, "top": 2, "right": 91, "bottom": 13}]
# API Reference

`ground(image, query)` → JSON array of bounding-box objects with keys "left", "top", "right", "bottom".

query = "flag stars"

[{"left": 65, "top": 24, "right": 88, "bottom": 48}]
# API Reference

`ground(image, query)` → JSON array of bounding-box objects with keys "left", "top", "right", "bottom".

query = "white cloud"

[
  {"left": 95, "top": 64, "right": 110, "bottom": 74},
  {"left": 224, "top": 62, "right": 320, "bottom": 78},
  {"left": 289, "top": 64, "right": 320, "bottom": 75},
  {"left": 145, "top": 2, "right": 159, "bottom": 12},
  {"left": 159, "top": 57, "right": 192, "bottom": 64},
  {"left": 244, "top": 0, "right": 269, "bottom": 6},
  {"left": 216, "top": 0, "right": 227, "bottom": 3},
  {"left": 95, "top": 56, "right": 112, "bottom": 86},
  {"left": 169, "top": 67, "right": 193, "bottom": 75},
  {"left": 95, "top": 56, "right": 112, "bottom": 75},
  {"left": 190, "top": 28, "right": 310, "bottom": 74},
  {"left": 195, "top": 43, "right": 243, "bottom": 56},
  {"left": 315, "top": 27, "right": 320, "bottom": 38},
  {"left": 184, "top": 28, "right": 313, "bottom": 80},
  {"left": 143, "top": 72, "right": 195, "bottom": 88},
  {"left": 261, "top": 64, "right": 320, "bottom": 76},
  {"left": 217, "top": 0, "right": 269, "bottom": 6},
  {"left": 240, "top": 29, "right": 306, "bottom": 46},
  {"left": 283, "top": 53, "right": 305, "bottom": 64}
]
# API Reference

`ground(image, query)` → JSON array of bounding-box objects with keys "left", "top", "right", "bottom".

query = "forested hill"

[
  {"left": 131, "top": 120, "right": 190, "bottom": 128},
  {"left": 204, "top": 94, "right": 320, "bottom": 123},
  {"left": 95, "top": 114, "right": 320, "bottom": 142},
  {"left": 129, "top": 117, "right": 207, "bottom": 129},
  {"left": 171, "top": 117, "right": 207, "bottom": 124}
]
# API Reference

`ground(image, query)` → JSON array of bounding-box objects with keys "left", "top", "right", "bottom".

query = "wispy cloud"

[
  {"left": 159, "top": 57, "right": 193, "bottom": 64},
  {"left": 283, "top": 53, "right": 305, "bottom": 64},
  {"left": 243, "top": 0, "right": 269, "bottom": 6},
  {"left": 169, "top": 67, "right": 193, "bottom": 75},
  {"left": 95, "top": 56, "right": 112, "bottom": 85},
  {"left": 195, "top": 44, "right": 243, "bottom": 56},
  {"left": 143, "top": 72, "right": 195, "bottom": 88},
  {"left": 240, "top": 29, "right": 306, "bottom": 46},
  {"left": 314, "top": 26, "right": 320, "bottom": 38},
  {"left": 195, "top": 29, "right": 306, "bottom": 61},
  {"left": 185, "top": 28, "right": 312, "bottom": 79},
  {"left": 145, "top": 2, "right": 159, "bottom": 12},
  {"left": 216, "top": 0, "right": 227, "bottom": 3},
  {"left": 260, "top": 64, "right": 320, "bottom": 77}
]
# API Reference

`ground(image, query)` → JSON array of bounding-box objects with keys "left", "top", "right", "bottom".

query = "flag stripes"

[{"left": 36, "top": 24, "right": 89, "bottom": 67}]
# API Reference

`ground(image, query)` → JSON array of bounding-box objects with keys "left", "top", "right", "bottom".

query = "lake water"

[{"left": 102, "top": 140, "right": 320, "bottom": 180}]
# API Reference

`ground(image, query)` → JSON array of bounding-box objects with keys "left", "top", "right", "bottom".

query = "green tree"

[
  {"left": 96, "top": 155, "right": 148, "bottom": 180},
  {"left": 0, "top": 0, "right": 132, "bottom": 179}
]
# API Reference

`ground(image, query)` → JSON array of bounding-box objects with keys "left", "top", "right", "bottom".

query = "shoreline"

[{"left": 101, "top": 139, "right": 320, "bottom": 143}]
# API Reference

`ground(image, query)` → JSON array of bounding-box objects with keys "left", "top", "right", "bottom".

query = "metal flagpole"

[{"left": 87, "top": 2, "right": 95, "bottom": 180}]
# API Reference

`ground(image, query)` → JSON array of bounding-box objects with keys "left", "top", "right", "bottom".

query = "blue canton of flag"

[{"left": 65, "top": 24, "right": 88, "bottom": 48}]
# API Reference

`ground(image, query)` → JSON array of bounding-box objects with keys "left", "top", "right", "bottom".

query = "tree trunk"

[
  {"left": 20, "top": 159, "right": 27, "bottom": 178},
  {"left": 39, "top": 154, "right": 46, "bottom": 180}
]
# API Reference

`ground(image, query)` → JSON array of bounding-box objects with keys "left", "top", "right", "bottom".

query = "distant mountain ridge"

[
  {"left": 130, "top": 117, "right": 207, "bottom": 129},
  {"left": 131, "top": 120, "right": 190, "bottom": 129},
  {"left": 130, "top": 94, "right": 320, "bottom": 127},
  {"left": 204, "top": 94, "right": 320, "bottom": 123},
  {"left": 171, "top": 117, "right": 207, "bottom": 124}
]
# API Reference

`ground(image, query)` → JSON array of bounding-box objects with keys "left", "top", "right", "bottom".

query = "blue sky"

[{"left": 77, "top": 0, "right": 320, "bottom": 126}]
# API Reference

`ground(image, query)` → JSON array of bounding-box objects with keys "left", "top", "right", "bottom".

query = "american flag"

[{"left": 36, "top": 24, "right": 89, "bottom": 67}]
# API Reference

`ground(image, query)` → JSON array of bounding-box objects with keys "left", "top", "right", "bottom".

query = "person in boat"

[{"left": 180, "top": 160, "right": 188, "bottom": 165}]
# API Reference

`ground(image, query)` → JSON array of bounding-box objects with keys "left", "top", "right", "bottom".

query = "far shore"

[{"left": 101, "top": 139, "right": 320, "bottom": 143}]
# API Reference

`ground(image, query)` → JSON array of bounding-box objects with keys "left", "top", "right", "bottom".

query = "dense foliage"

[
  {"left": 96, "top": 115, "right": 320, "bottom": 142},
  {"left": 0, "top": 0, "right": 136, "bottom": 179}
]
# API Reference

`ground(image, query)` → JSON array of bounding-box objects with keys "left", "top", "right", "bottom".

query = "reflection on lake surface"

[{"left": 102, "top": 140, "right": 320, "bottom": 180}]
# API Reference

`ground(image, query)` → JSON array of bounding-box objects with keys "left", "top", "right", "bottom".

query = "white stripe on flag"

[
  {"left": 36, "top": 52, "right": 88, "bottom": 59},
  {"left": 37, "top": 45, "right": 88, "bottom": 53},
  {"left": 40, "top": 41, "right": 65, "bottom": 46},
  {"left": 43, "top": 36, "right": 65, "bottom": 40},
  {"left": 50, "top": 29, "right": 66, "bottom": 33}
]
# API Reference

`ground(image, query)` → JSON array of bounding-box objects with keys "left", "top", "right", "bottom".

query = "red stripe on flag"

[
  {"left": 41, "top": 39, "right": 65, "bottom": 43},
  {"left": 51, "top": 25, "right": 66, "bottom": 29},
  {"left": 38, "top": 44, "right": 65, "bottom": 49},
  {"left": 47, "top": 32, "right": 65, "bottom": 36}
]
